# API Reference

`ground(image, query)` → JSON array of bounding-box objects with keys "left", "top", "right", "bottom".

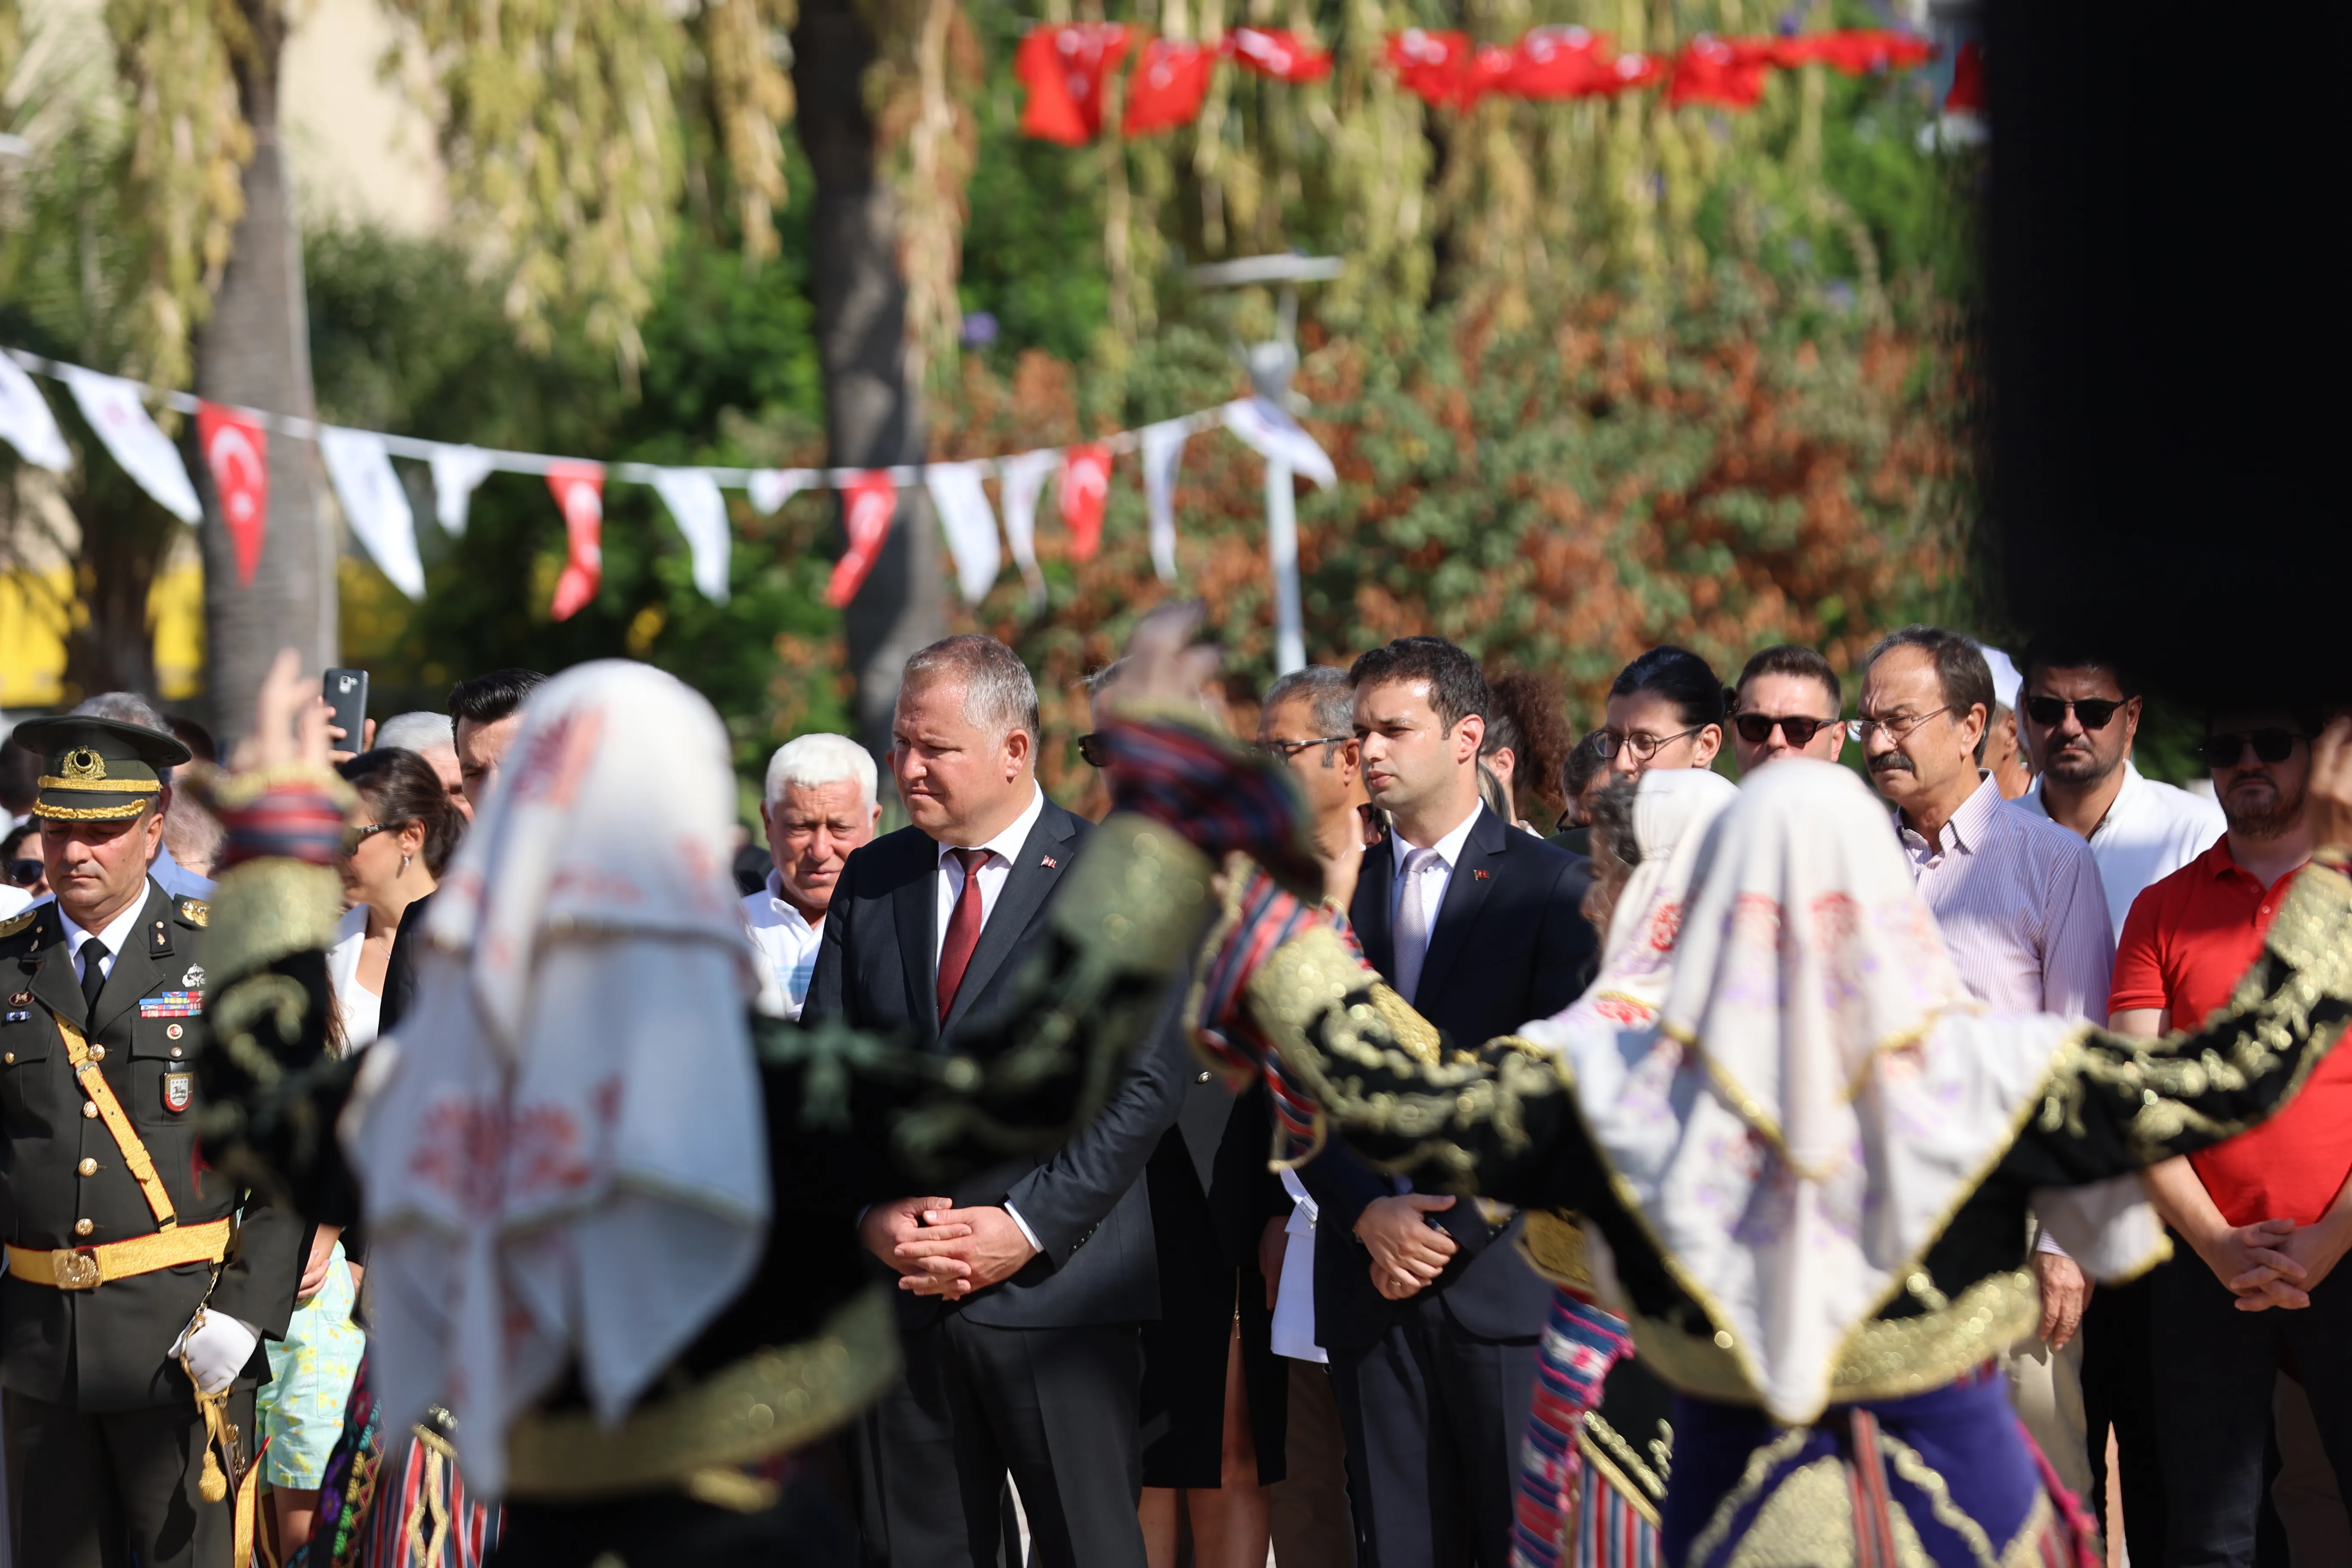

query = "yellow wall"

[{"left": 0, "top": 560, "right": 205, "bottom": 710}]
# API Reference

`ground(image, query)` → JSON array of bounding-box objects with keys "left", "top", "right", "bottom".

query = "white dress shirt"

[
  {"left": 742, "top": 872, "right": 825, "bottom": 1022},
  {"left": 58, "top": 885, "right": 157, "bottom": 992},
  {"left": 1898, "top": 772, "right": 2114, "bottom": 1021},
  {"left": 932, "top": 785, "right": 1049, "bottom": 970},
  {"left": 2017, "top": 762, "right": 2224, "bottom": 941},
  {"left": 324, "top": 903, "right": 383, "bottom": 1050},
  {"left": 1387, "top": 801, "right": 1485, "bottom": 968}
]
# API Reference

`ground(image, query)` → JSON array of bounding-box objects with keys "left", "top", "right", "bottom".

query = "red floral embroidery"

[
  {"left": 1645, "top": 899, "right": 1684, "bottom": 952},
  {"left": 506, "top": 708, "right": 606, "bottom": 809}
]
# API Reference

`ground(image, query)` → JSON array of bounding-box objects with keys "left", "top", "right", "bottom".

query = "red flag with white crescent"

[
  {"left": 1124, "top": 39, "right": 1219, "bottom": 135},
  {"left": 1227, "top": 28, "right": 1332, "bottom": 83},
  {"left": 1017, "top": 24, "right": 1130, "bottom": 145},
  {"left": 1058, "top": 444, "right": 1112, "bottom": 562},
  {"left": 826, "top": 471, "right": 898, "bottom": 607},
  {"left": 545, "top": 462, "right": 605, "bottom": 621},
  {"left": 196, "top": 401, "right": 269, "bottom": 586}
]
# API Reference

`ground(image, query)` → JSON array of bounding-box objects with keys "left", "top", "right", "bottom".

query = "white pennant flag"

[
  {"left": 58, "top": 365, "right": 200, "bottom": 522},
  {"left": 319, "top": 426, "right": 427, "bottom": 599},
  {"left": 997, "top": 448, "right": 1058, "bottom": 606},
  {"left": 747, "top": 467, "right": 815, "bottom": 515},
  {"left": 428, "top": 444, "right": 496, "bottom": 536},
  {"left": 1139, "top": 419, "right": 1191, "bottom": 583},
  {"left": 925, "top": 461, "right": 1002, "bottom": 605},
  {"left": 651, "top": 468, "right": 733, "bottom": 603},
  {"left": 1222, "top": 397, "right": 1337, "bottom": 490},
  {"left": 0, "top": 356, "right": 70, "bottom": 472}
]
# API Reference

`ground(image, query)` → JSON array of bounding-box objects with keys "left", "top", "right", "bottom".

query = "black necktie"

[{"left": 78, "top": 937, "right": 107, "bottom": 1016}]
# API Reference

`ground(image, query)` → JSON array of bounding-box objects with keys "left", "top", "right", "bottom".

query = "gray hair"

[
  {"left": 1862, "top": 625, "right": 1995, "bottom": 763},
  {"left": 376, "top": 711, "right": 455, "bottom": 753},
  {"left": 901, "top": 634, "right": 1041, "bottom": 745},
  {"left": 763, "top": 732, "right": 878, "bottom": 812},
  {"left": 1262, "top": 666, "right": 1356, "bottom": 741},
  {"left": 72, "top": 691, "right": 172, "bottom": 732}
]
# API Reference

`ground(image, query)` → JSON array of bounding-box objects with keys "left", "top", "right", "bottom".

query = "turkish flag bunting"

[
  {"left": 1385, "top": 29, "right": 1470, "bottom": 107},
  {"left": 826, "top": 471, "right": 897, "bottom": 607},
  {"left": 1593, "top": 50, "right": 1666, "bottom": 94},
  {"left": 1125, "top": 39, "right": 1219, "bottom": 135},
  {"left": 1504, "top": 26, "right": 1611, "bottom": 98},
  {"left": 1669, "top": 35, "right": 1771, "bottom": 108},
  {"left": 196, "top": 401, "right": 269, "bottom": 586},
  {"left": 545, "top": 462, "right": 605, "bottom": 621},
  {"left": 1227, "top": 28, "right": 1332, "bottom": 83},
  {"left": 1780, "top": 28, "right": 1932, "bottom": 74},
  {"left": 1017, "top": 24, "right": 1131, "bottom": 145},
  {"left": 1944, "top": 39, "right": 1985, "bottom": 113},
  {"left": 1058, "top": 444, "right": 1112, "bottom": 562}
]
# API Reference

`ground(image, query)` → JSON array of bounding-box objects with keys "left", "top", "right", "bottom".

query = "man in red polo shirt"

[{"left": 2113, "top": 702, "right": 2352, "bottom": 1566}]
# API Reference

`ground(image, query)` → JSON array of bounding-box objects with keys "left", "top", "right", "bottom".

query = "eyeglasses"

[
  {"left": 1594, "top": 726, "right": 1704, "bottom": 763},
  {"left": 1077, "top": 733, "right": 1109, "bottom": 767},
  {"left": 1848, "top": 708, "right": 1952, "bottom": 744},
  {"left": 1731, "top": 713, "right": 1839, "bottom": 747},
  {"left": 340, "top": 821, "right": 395, "bottom": 857},
  {"left": 2199, "top": 729, "right": 2307, "bottom": 769},
  {"left": 3, "top": 859, "right": 41, "bottom": 887},
  {"left": 1252, "top": 736, "right": 1352, "bottom": 761},
  {"left": 2024, "top": 695, "right": 2125, "bottom": 731}
]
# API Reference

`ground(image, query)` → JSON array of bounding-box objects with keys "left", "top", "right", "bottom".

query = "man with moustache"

[
  {"left": 1855, "top": 626, "right": 2113, "bottom": 1499},
  {"left": 1724, "top": 644, "right": 1847, "bottom": 775},
  {"left": 2115, "top": 703, "right": 2352, "bottom": 1567},
  {"left": 744, "top": 734, "right": 880, "bottom": 1021},
  {"left": 2009, "top": 641, "right": 2223, "bottom": 1563}
]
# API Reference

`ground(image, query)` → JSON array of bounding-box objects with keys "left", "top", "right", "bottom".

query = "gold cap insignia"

[{"left": 60, "top": 749, "right": 106, "bottom": 783}]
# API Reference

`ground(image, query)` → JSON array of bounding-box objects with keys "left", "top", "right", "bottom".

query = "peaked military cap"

[{"left": 11, "top": 715, "right": 191, "bottom": 821}]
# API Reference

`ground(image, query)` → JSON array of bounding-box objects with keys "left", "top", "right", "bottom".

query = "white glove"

[{"left": 169, "top": 1310, "right": 261, "bottom": 1395}]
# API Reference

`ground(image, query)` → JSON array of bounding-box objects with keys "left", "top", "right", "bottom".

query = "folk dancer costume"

[
  {"left": 0, "top": 717, "right": 305, "bottom": 1568},
  {"left": 189, "top": 666, "right": 1303, "bottom": 1565},
  {"left": 1194, "top": 755, "right": 2352, "bottom": 1568},
  {"left": 1507, "top": 769, "right": 1738, "bottom": 1568}
]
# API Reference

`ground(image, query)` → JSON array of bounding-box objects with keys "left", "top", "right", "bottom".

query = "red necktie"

[{"left": 936, "top": 846, "right": 992, "bottom": 1022}]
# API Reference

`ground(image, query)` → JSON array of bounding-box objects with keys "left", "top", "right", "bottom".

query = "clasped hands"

[
  {"left": 862, "top": 1194, "right": 1040, "bottom": 1300},
  {"left": 2193, "top": 1212, "right": 2352, "bottom": 1313}
]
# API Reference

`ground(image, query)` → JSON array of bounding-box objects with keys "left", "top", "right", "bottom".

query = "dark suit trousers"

[
  {"left": 2081, "top": 1263, "right": 2165, "bottom": 1566},
  {"left": 2153, "top": 1255, "right": 2352, "bottom": 1568},
  {"left": 1327, "top": 1294, "right": 1536, "bottom": 1568},
  {"left": 854, "top": 1310, "right": 1148, "bottom": 1568},
  {"left": 4, "top": 1385, "right": 253, "bottom": 1568}
]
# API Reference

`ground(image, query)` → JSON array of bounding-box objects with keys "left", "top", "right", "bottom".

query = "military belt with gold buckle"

[{"left": 4, "top": 1217, "right": 232, "bottom": 1290}]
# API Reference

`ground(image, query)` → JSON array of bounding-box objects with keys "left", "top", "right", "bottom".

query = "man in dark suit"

[
  {"left": 1295, "top": 637, "right": 1595, "bottom": 1568},
  {"left": 806, "top": 634, "right": 1184, "bottom": 1568}
]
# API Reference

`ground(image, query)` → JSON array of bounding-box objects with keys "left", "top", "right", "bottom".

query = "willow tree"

[{"left": 76, "top": 0, "right": 974, "bottom": 740}]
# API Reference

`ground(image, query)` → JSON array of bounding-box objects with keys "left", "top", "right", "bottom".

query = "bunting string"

[{"left": 0, "top": 344, "right": 1324, "bottom": 616}]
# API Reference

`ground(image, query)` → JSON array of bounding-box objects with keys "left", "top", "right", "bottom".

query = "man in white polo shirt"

[
  {"left": 744, "top": 732, "right": 880, "bottom": 1019},
  {"left": 2012, "top": 638, "right": 2223, "bottom": 1566}
]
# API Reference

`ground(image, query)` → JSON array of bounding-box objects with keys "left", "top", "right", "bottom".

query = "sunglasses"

[
  {"left": 340, "top": 821, "right": 396, "bottom": 857},
  {"left": 1731, "top": 713, "right": 1838, "bottom": 747},
  {"left": 2024, "top": 695, "right": 2125, "bottom": 730},
  {"left": 1252, "top": 736, "right": 1351, "bottom": 761},
  {"left": 2199, "top": 729, "right": 2307, "bottom": 769},
  {"left": 1077, "top": 732, "right": 1109, "bottom": 767},
  {"left": 3, "top": 859, "right": 41, "bottom": 887}
]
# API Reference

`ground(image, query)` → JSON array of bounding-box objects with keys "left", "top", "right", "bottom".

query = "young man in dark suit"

[
  {"left": 804, "top": 634, "right": 1185, "bottom": 1568},
  {"left": 1297, "top": 637, "right": 1596, "bottom": 1568}
]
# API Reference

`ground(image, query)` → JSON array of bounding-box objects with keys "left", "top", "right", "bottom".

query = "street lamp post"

[{"left": 1186, "top": 253, "right": 1343, "bottom": 675}]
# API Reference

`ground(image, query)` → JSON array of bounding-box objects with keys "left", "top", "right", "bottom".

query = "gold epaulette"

[
  {"left": 0, "top": 908, "right": 36, "bottom": 941},
  {"left": 178, "top": 898, "right": 208, "bottom": 928}
]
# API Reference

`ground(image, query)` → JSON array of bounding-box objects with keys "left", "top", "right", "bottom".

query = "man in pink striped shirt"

[{"left": 1856, "top": 625, "right": 2116, "bottom": 1499}]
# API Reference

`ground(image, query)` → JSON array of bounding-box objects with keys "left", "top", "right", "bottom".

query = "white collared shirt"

[
  {"left": 2017, "top": 762, "right": 2224, "bottom": 941},
  {"left": 58, "top": 881, "right": 158, "bottom": 990},
  {"left": 932, "top": 785, "right": 1049, "bottom": 971},
  {"left": 1388, "top": 800, "right": 1485, "bottom": 966},
  {"left": 742, "top": 870, "right": 825, "bottom": 1022}
]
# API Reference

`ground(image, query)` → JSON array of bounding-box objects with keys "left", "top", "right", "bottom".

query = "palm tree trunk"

[
  {"left": 793, "top": 0, "right": 946, "bottom": 760},
  {"left": 195, "top": 0, "right": 333, "bottom": 738}
]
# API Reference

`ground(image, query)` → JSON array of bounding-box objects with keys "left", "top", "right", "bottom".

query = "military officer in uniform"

[{"left": 0, "top": 717, "right": 303, "bottom": 1568}]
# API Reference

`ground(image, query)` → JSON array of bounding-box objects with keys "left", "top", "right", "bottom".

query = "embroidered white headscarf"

[
  {"left": 347, "top": 660, "right": 769, "bottom": 1494},
  {"left": 1591, "top": 768, "right": 1741, "bottom": 1012},
  {"left": 1526, "top": 760, "right": 2158, "bottom": 1424}
]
